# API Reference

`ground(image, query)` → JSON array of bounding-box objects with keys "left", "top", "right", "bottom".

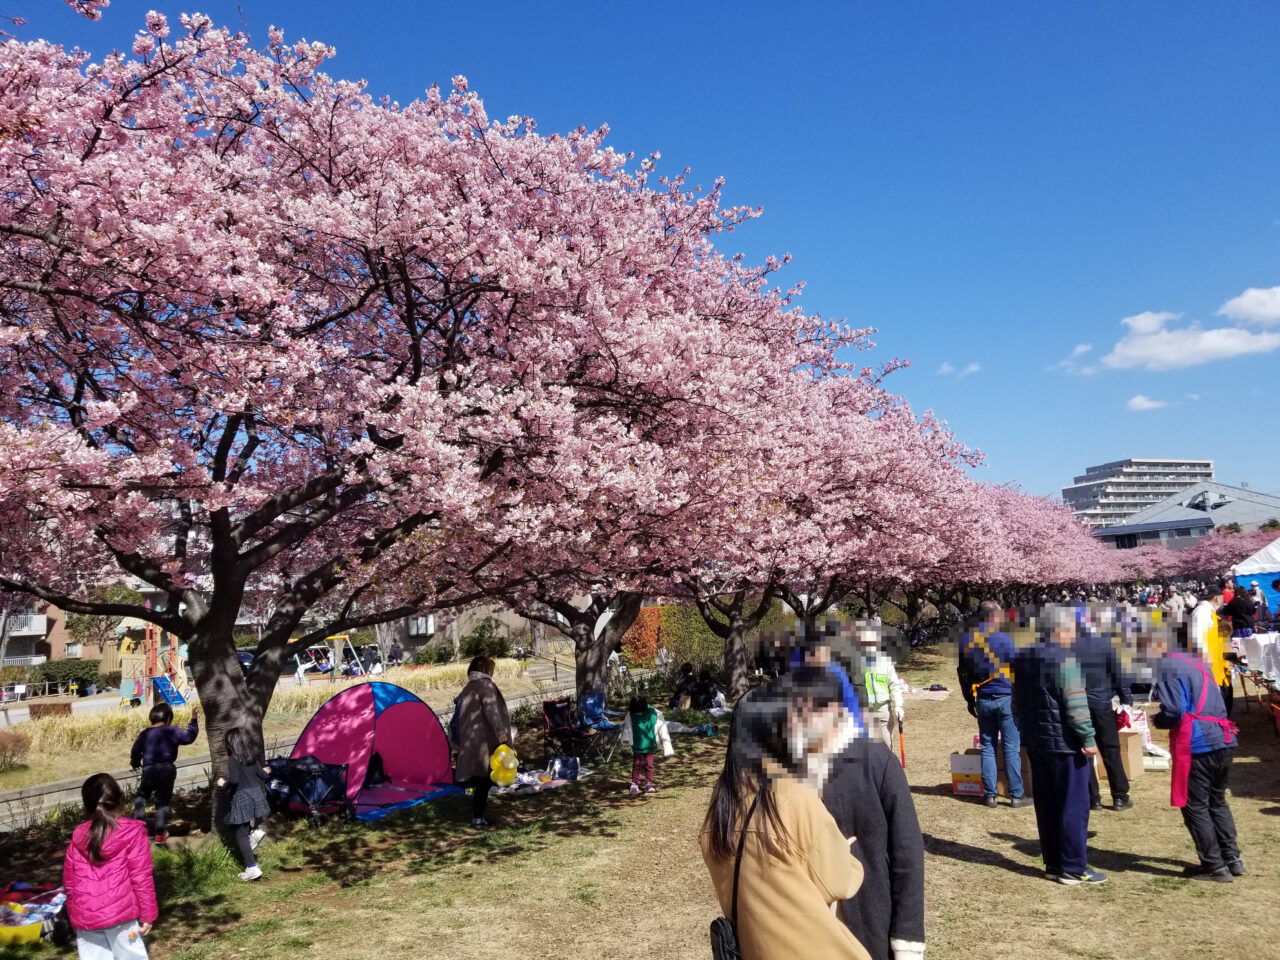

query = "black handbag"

[{"left": 709, "top": 794, "right": 760, "bottom": 960}]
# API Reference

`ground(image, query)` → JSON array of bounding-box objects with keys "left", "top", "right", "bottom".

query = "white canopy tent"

[{"left": 1232, "top": 535, "right": 1280, "bottom": 616}]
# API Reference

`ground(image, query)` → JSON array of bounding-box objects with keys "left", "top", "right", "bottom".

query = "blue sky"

[{"left": 31, "top": 1, "right": 1280, "bottom": 496}]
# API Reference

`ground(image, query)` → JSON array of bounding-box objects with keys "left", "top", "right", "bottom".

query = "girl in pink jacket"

[{"left": 63, "top": 773, "right": 159, "bottom": 960}]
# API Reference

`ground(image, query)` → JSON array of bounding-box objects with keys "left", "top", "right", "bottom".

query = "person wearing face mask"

[{"left": 701, "top": 668, "right": 870, "bottom": 960}]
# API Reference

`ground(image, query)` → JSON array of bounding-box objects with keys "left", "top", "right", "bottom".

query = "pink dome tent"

[{"left": 290, "top": 681, "right": 460, "bottom": 820}]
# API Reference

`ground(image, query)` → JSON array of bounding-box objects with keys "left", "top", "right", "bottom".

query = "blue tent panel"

[{"left": 370, "top": 680, "right": 423, "bottom": 715}]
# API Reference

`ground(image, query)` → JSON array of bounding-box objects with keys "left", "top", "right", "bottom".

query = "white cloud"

[
  {"left": 1054, "top": 343, "right": 1097, "bottom": 374},
  {"left": 1101, "top": 310, "right": 1280, "bottom": 371},
  {"left": 936, "top": 362, "right": 955, "bottom": 375},
  {"left": 1127, "top": 394, "right": 1169, "bottom": 411},
  {"left": 1218, "top": 286, "right": 1280, "bottom": 326},
  {"left": 959, "top": 362, "right": 981, "bottom": 376}
]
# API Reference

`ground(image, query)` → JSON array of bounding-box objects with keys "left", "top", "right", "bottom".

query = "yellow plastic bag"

[{"left": 490, "top": 744, "right": 518, "bottom": 786}]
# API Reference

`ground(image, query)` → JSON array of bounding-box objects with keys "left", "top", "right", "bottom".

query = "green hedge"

[{"left": 27, "top": 659, "right": 104, "bottom": 687}]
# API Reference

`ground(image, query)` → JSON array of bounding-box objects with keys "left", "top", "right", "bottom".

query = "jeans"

[
  {"left": 976, "top": 695, "right": 1023, "bottom": 798},
  {"left": 1028, "top": 751, "right": 1092, "bottom": 875},
  {"left": 76, "top": 922, "right": 148, "bottom": 960},
  {"left": 1087, "top": 705, "right": 1129, "bottom": 804},
  {"left": 1182, "top": 748, "right": 1240, "bottom": 871}
]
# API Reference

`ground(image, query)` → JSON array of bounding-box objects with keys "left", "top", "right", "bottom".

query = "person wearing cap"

[
  {"left": 1248, "top": 581, "right": 1269, "bottom": 622},
  {"left": 857, "top": 624, "right": 904, "bottom": 749}
]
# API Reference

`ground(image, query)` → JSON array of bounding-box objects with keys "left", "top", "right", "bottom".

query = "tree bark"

[
  {"left": 523, "top": 590, "right": 643, "bottom": 699},
  {"left": 690, "top": 586, "right": 776, "bottom": 700}
]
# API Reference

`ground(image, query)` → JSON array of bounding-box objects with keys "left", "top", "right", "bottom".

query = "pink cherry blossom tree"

[{"left": 0, "top": 13, "right": 863, "bottom": 763}]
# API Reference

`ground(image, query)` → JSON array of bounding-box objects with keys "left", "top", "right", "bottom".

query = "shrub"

[
  {"left": 412, "top": 642, "right": 453, "bottom": 666},
  {"left": 29, "top": 659, "right": 103, "bottom": 687},
  {"left": 459, "top": 617, "right": 509, "bottom": 660},
  {"left": 620, "top": 608, "right": 661, "bottom": 667},
  {"left": 0, "top": 729, "right": 31, "bottom": 770}
]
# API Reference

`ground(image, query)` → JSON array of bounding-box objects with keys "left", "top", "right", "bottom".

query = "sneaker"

[
  {"left": 249, "top": 828, "right": 265, "bottom": 850},
  {"left": 237, "top": 866, "right": 263, "bottom": 882},
  {"left": 1044, "top": 870, "right": 1062, "bottom": 882},
  {"left": 628, "top": 784, "right": 640, "bottom": 797},
  {"left": 1058, "top": 868, "right": 1107, "bottom": 885},
  {"left": 645, "top": 783, "right": 657, "bottom": 794},
  {"left": 1226, "top": 858, "right": 1246, "bottom": 877},
  {"left": 1184, "top": 866, "right": 1233, "bottom": 883},
  {"left": 1112, "top": 796, "right": 1133, "bottom": 811},
  {"left": 1010, "top": 796, "right": 1034, "bottom": 809},
  {"left": 470, "top": 817, "right": 489, "bottom": 828},
  {"left": 153, "top": 831, "right": 169, "bottom": 844},
  {"left": 982, "top": 795, "right": 998, "bottom": 808}
]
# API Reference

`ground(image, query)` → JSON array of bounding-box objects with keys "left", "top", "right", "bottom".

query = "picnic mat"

[{"left": 490, "top": 769, "right": 595, "bottom": 797}]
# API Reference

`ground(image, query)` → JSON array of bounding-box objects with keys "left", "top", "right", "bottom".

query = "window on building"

[
  {"left": 65, "top": 642, "right": 83, "bottom": 659},
  {"left": 1174, "top": 528, "right": 1191, "bottom": 538}
]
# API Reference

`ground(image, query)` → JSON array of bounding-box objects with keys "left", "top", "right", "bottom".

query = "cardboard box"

[
  {"left": 1096, "top": 730, "right": 1145, "bottom": 781},
  {"left": 950, "top": 752, "right": 983, "bottom": 796},
  {"left": 957, "top": 747, "right": 1033, "bottom": 798}
]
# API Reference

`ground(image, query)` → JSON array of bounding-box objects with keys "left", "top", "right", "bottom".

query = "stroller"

[{"left": 266, "top": 755, "right": 354, "bottom": 826}]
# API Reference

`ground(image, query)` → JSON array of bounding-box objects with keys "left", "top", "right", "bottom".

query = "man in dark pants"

[
  {"left": 1075, "top": 615, "right": 1133, "bottom": 811},
  {"left": 1013, "top": 606, "right": 1103, "bottom": 884},
  {"left": 824, "top": 736, "right": 926, "bottom": 960},
  {"left": 1142, "top": 626, "right": 1243, "bottom": 882}
]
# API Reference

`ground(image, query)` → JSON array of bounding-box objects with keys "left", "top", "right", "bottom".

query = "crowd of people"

[
  {"left": 50, "top": 579, "right": 1266, "bottom": 960},
  {"left": 700, "top": 578, "right": 1263, "bottom": 959}
]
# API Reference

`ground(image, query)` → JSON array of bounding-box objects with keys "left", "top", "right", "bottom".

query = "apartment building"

[{"left": 1062, "top": 458, "right": 1214, "bottom": 528}]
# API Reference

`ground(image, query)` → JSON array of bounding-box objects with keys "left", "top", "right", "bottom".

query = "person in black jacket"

[
  {"left": 667, "top": 662, "right": 698, "bottom": 710},
  {"left": 1075, "top": 618, "right": 1133, "bottom": 812},
  {"left": 1219, "top": 591, "right": 1255, "bottom": 639},
  {"left": 823, "top": 736, "right": 925, "bottom": 960}
]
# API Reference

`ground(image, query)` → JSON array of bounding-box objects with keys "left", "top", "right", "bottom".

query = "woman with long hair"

[
  {"left": 63, "top": 773, "right": 159, "bottom": 959},
  {"left": 701, "top": 667, "right": 870, "bottom": 960}
]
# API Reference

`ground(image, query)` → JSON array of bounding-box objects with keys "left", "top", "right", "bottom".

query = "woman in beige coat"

[
  {"left": 702, "top": 667, "right": 871, "bottom": 960},
  {"left": 453, "top": 656, "right": 511, "bottom": 827}
]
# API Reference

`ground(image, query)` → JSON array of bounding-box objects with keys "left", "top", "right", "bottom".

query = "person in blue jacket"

[
  {"left": 959, "top": 602, "right": 1030, "bottom": 809},
  {"left": 1141, "top": 625, "right": 1243, "bottom": 883}
]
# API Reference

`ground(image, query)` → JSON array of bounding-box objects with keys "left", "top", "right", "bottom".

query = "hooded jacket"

[{"left": 63, "top": 817, "right": 158, "bottom": 931}]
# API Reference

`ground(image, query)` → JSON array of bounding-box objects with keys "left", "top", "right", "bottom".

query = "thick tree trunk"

[
  {"left": 188, "top": 616, "right": 269, "bottom": 831},
  {"left": 573, "top": 592, "right": 643, "bottom": 699},
  {"left": 723, "top": 617, "right": 752, "bottom": 699}
]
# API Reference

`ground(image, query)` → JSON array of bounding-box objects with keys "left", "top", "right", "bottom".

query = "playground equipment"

[{"left": 120, "top": 622, "right": 192, "bottom": 708}]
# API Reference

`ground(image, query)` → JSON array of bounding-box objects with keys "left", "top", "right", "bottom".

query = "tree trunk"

[
  {"left": 573, "top": 592, "right": 643, "bottom": 699},
  {"left": 723, "top": 616, "right": 752, "bottom": 699},
  {"left": 188, "top": 616, "right": 268, "bottom": 831}
]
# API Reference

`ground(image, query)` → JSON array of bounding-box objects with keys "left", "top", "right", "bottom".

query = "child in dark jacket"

[
  {"left": 216, "top": 727, "right": 272, "bottom": 882},
  {"left": 129, "top": 703, "right": 199, "bottom": 842},
  {"left": 64, "top": 773, "right": 158, "bottom": 960}
]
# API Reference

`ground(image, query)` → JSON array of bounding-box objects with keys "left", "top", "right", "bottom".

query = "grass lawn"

[{"left": 2, "top": 648, "right": 1277, "bottom": 960}]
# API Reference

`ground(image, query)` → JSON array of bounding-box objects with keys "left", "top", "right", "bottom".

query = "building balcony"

[
  {"left": 2, "top": 654, "right": 47, "bottom": 667},
  {"left": 6, "top": 614, "right": 48, "bottom": 637}
]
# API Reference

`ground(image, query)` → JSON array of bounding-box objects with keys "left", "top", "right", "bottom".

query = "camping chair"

[
  {"left": 542, "top": 697, "right": 622, "bottom": 768},
  {"left": 579, "top": 692, "right": 624, "bottom": 730}
]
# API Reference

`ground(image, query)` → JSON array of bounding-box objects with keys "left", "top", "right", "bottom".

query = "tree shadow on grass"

[
  {"left": 922, "top": 832, "right": 1044, "bottom": 879},
  {"left": 279, "top": 734, "right": 728, "bottom": 888},
  {"left": 988, "top": 831, "right": 1188, "bottom": 877}
]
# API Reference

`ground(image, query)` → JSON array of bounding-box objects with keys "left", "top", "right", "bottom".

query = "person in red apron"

[{"left": 1142, "top": 627, "right": 1243, "bottom": 883}]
